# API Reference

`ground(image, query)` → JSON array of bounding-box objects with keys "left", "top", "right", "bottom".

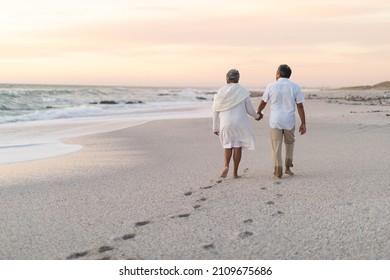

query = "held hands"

[
  {"left": 214, "top": 131, "right": 219, "bottom": 136},
  {"left": 255, "top": 112, "right": 263, "bottom": 121}
]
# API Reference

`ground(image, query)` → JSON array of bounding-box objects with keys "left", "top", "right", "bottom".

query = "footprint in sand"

[
  {"left": 192, "top": 196, "right": 208, "bottom": 210},
  {"left": 122, "top": 233, "right": 136, "bottom": 240},
  {"left": 239, "top": 231, "right": 253, "bottom": 239},
  {"left": 67, "top": 244, "right": 116, "bottom": 260},
  {"left": 202, "top": 243, "right": 219, "bottom": 255},
  {"left": 194, "top": 197, "right": 208, "bottom": 207},
  {"left": 171, "top": 213, "right": 191, "bottom": 219},
  {"left": 178, "top": 213, "right": 190, "bottom": 218},
  {"left": 271, "top": 210, "right": 284, "bottom": 217},
  {"left": 266, "top": 201, "right": 275, "bottom": 205},
  {"left": 135, "top": 221, "right": 151, "bottom": 227},
  {"left": 202, "top": 243, "right": 215, "bottom": 250},
  {"left": 238, "top": 219, "right": 254, "bottom": 239},
  {"left": 67, "top": 174, "right": 223, "bottom": 260},
  {"left": 66, "top": 220, "right": 150, "bottom": 259},
  {"left": 98, "top": 245, "right": 114, "bottom": 254},
  {"left": 66, "top": 250, "right": 89, "bottom": 260}
]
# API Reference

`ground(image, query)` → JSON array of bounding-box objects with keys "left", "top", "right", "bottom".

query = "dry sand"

[{"left": 1, "top": 96, "right": 389, "bottom": 260}]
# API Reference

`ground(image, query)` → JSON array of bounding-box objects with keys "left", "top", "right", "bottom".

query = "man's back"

[{"left": 262, "top": 78, "right": 304, "bottom": 130}]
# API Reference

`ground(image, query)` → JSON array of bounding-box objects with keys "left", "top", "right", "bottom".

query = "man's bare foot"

[
  {"left": 285, "top": 168, "right": 294, "bottom": 176},
  {"left": 273, "top": 175, "right": 282, "bottom": 179},
  {"left": 234, "top": 175, "right": 241, "bottom": 179},
  {"left": 220, "top": 167, "right": 229, "bottom": 178}
]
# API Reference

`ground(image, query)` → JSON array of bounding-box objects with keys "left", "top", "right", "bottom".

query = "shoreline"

[
  {"left": 0, "top": 103, "right": 212, "bottom": 165},
  {"left": 1, "top": 98, "right": 390, "bottom": 259},
  {"left": 1, "top": 89, "right": 389, "bottom": 165}
]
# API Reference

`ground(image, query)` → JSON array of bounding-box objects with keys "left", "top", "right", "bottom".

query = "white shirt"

[{"left": 262, "top": 78, "right": 304, "bottom": 130}]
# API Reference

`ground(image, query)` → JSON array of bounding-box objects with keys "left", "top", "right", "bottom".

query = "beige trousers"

[{"left": 270, "top": 127, "right": 295, "bottom": 177}]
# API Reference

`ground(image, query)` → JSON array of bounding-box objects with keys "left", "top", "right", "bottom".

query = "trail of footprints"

[{"left": 66, "top": 168, "right": 285, "bottom": 260}]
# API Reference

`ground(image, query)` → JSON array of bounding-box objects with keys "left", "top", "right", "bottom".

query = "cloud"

[{"left": 1, "top": 0, "right": 389, "bottom": 86}]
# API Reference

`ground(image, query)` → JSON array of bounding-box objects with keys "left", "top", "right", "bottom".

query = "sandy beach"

[{"left": 1, "top": 93, "right": 390, "bottom": 260}]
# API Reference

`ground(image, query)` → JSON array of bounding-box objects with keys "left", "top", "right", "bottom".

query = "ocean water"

[
  {"left": 0, "top": 84, "right": 217, "bottom": 124},
  {"left": 0, "top": 84, "right": 218, "bottom": 165},
  {"left": 2, "top": 84, "right": 387, "bottom": 165}
]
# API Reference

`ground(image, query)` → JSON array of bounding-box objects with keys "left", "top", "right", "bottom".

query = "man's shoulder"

[
  {"left": 283, "top": 78, "right": 300, "bottom": 88},
  {"left": 276, "top": 79, "right": 302, "bottom": 92},
  {"left": 289, "top": 80, "right": 300, "bottom": 88},
  {"left": 266, "top": 80, "right": 278, "bottom": 87},
  {"left": 264, "top": 81, "right": 277, "bottom": 92}
]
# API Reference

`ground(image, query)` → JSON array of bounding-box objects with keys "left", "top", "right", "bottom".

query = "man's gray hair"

[{"left": 277, "top": 64, "right": 292, "bottom": 78}]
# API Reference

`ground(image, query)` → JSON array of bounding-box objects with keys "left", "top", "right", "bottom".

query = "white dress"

[{"left": 213, "top": 97, "right": 259, "bottom": 150}]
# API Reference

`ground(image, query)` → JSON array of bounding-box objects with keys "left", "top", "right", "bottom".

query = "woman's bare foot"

[{"left": 220, "top": 167, "right": 229, "bottom": 178}]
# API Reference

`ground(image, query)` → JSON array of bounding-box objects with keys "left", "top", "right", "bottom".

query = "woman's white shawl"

[{"left": 212, "top": 83, "right": 250, "bottom": 112}]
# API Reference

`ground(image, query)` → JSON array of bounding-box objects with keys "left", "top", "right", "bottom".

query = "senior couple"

[{"left": 212, "top": 65, "right": 306, "bottom": 179}]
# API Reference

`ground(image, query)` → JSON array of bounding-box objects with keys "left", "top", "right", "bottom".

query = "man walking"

[{"left": 257, "top": 64, "right": 306, "bottom": 178}]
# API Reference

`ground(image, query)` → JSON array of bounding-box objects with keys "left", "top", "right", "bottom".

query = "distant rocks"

[
  {"left": 325, "top": 95, "right": 390, "bottom": 106},
  {"left": 157, "top": 93, "right": 177, "bottom": 96},
  {"left": 192, "top": 90, "right": 263, "bottom": 98},
  {"left": 306, "top": 94, "right": 318, "bottom": 99},
  {"left": 202, "top": 91, "right": 217, "bottom": 95},
  {"left": 90, "top": 100, "right": 144, "bottom": 105},
  {"left": 338, "top": 81, "right": 390, "bottom": 90},
  {"left": 197, "top": 90, "right": 263, "bottom": 100},
  {"left": 344, "top": 95, "right": 390, "bottom": 105},
  {"left": 98, "top": 100, "right": 117, "bottom": 104},
  {"left": 0, "top": 104, "right": 10, "bottom": 110},
  {"left": 125, "top": 100, "right": 144, "bottom": 104},
  {"left": 249, "top": 91, "right": 263, "bottom": 97}
]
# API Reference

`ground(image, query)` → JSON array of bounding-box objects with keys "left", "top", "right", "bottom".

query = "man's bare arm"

[
  {"left": 297, "top": 103, "right": 306, "bottom": 135},
  {"left": 257, "top": 100, "right": 267, "bottom": 117}
]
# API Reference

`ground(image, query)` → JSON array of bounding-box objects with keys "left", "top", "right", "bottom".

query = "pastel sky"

[{"left": 1, "top": 0, "right": 389, "bottom": 88}]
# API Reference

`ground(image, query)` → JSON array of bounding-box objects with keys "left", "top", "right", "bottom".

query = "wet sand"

[{"left": 1, "top": 97, "right": 390, "bottom": 259}]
